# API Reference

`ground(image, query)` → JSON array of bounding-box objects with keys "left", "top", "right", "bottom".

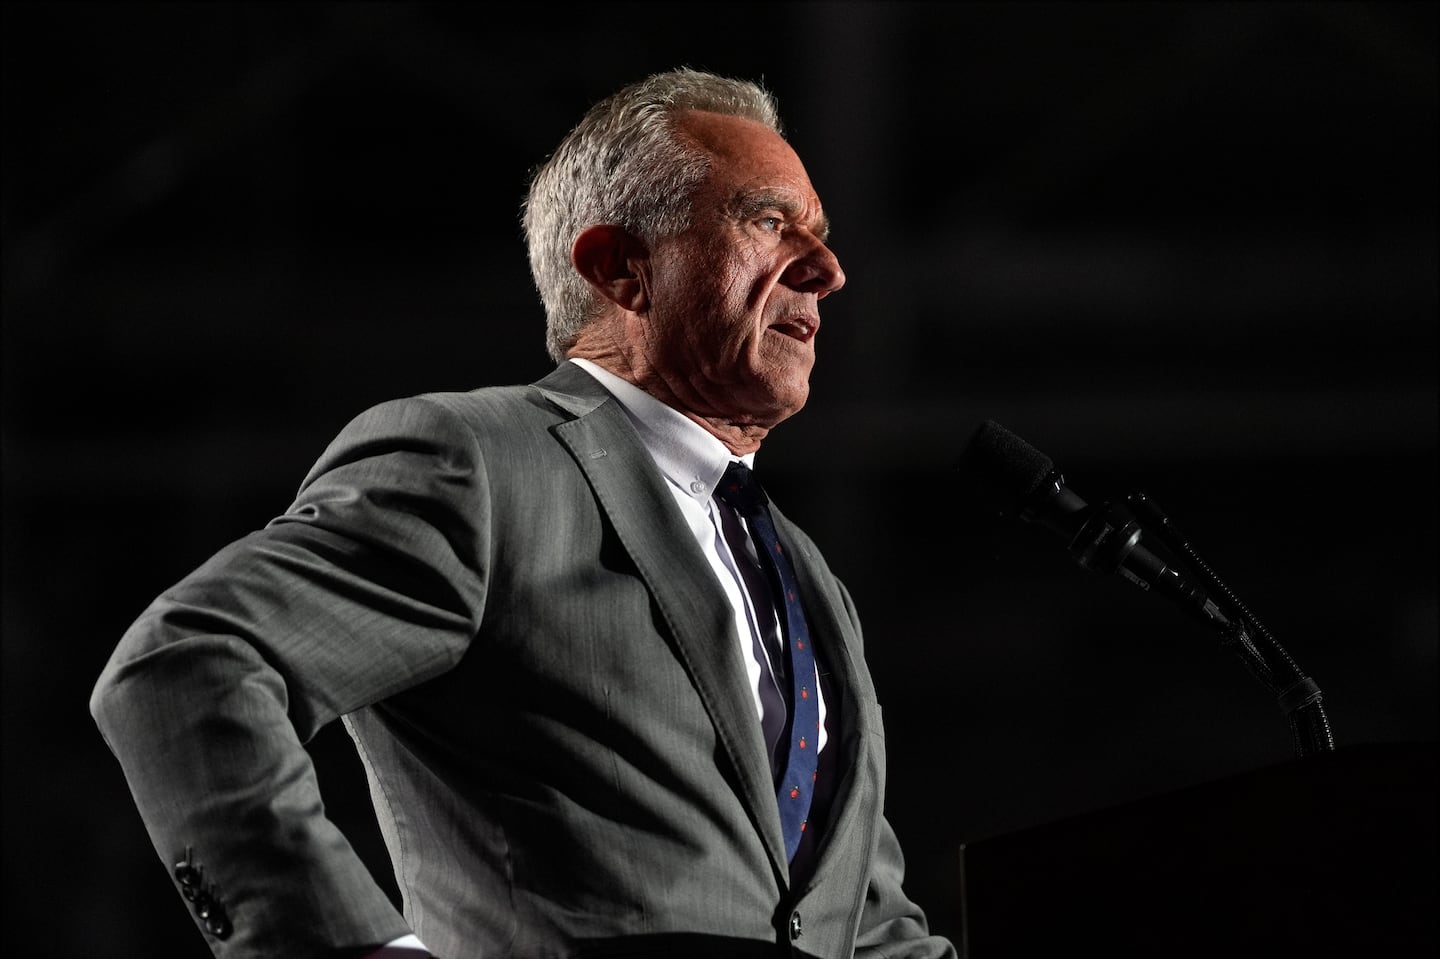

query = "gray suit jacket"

[{"left": 91, "top": 363, "right": 954, "bottom": 959}]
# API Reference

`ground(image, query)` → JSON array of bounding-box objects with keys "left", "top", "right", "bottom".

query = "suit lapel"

[{"left": 534, "top": 365, "right": 791, "bottom": 878}]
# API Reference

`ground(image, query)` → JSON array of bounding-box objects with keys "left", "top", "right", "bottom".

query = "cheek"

[
  {"left": 734, "top": 250, "right": 776, "bottom": 306},
  {"left": 722, "top": 274, "right": 757, "bottom": 320},
  {"left": 694, "top": 270, "right": 759, "bottom": 347}
]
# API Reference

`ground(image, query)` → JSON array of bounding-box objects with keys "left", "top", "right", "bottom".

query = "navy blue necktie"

[{"left": 716, "top": 461, "right": 819, "bottom": 862}]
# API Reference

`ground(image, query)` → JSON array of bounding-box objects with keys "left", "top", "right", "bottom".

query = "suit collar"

[{"left": 532, "top": 361, "right": 613, "bottom": 417}]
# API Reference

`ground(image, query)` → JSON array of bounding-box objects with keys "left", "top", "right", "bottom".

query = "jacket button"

[
  {"left": 206, "top": 910, "right": 233, "bottom": 939},
  {"left": 789, "top": 910, "right": 803, "bottom": 940}
]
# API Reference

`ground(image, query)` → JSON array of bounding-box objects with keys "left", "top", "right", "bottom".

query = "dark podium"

[{"left": 956, "top": 742, "right": 1437, "bottom": 956}]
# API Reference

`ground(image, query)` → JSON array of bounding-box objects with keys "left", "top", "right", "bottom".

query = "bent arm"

[{"left": 90, "top": 396, "right": 490, "bottom": 958}]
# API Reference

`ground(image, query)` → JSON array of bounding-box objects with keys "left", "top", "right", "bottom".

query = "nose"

[{"left": 783, "top": 236, "right": 846, "bottom": 299}]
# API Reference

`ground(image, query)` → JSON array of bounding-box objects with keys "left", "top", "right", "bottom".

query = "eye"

[{"left": 757, "top": 216, "right": 783, "bottom": 232}]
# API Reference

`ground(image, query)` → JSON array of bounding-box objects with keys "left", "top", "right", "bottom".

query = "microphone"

[{"left": 957, "top": 420, "right": 1232, "bottom": 630}]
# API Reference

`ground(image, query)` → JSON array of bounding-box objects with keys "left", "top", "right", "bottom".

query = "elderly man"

[{"left": 92, "top": 68, "right": 955, "bottom": 959}]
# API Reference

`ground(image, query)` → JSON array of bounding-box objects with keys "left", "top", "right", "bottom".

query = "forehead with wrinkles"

[{"left": 677, "top": 110, "right": 831, "bottom": 238}]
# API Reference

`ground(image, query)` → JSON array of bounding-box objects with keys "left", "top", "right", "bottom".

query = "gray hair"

[{"left": 522, "top": 68, "right": 783, "bottom": 363}]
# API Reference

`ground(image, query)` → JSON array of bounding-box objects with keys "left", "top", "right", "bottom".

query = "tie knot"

[{"left": 716, "top": 461, "right": 769, "bottom": 516}]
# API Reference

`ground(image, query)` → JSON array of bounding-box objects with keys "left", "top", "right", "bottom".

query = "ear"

[{"left": 571, "top": 225, "right": 649, "bottom": 313}]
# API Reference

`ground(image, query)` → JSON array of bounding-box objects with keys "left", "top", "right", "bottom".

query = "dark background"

[{"left": 3, "top": 2, "right": 1435, "bottom": 956}]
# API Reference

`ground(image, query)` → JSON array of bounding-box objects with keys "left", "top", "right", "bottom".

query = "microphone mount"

[{"left": 1034, "top": 474, "right": 1234, "bottom": 632}]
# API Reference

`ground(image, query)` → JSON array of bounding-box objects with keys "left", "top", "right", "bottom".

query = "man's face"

[{"left": 638, "top": 111, "right": 845, "bottom": 429}]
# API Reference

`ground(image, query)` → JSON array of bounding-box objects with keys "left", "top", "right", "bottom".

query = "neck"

[{"left": 568, "top": 329, "right": 771, "bottom": 457}]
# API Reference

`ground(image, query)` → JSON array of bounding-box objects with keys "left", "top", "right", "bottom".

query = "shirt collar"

[{"left": 567, "top": 358, "right": 754, "bottom": 505}]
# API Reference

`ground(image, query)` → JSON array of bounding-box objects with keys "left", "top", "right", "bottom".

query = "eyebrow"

[{"left": 735, "top": 190, "right": 832, "bottom": 243}]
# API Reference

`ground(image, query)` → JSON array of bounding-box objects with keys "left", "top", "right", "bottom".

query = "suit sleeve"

[{"left": 89, "top": 395, "right": 489, "bottom": 958}]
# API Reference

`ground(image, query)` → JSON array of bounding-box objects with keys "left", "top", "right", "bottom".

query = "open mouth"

[{"left": 769, "top": 317, "right": 818, "bottom": 342}]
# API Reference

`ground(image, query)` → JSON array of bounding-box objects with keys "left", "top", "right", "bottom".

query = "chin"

[
  {"left": 756, "top": 380, "right": 810, "bottom": 425},
  {"left": 724, "top": 360, "right": 811, "bottom": 425}
]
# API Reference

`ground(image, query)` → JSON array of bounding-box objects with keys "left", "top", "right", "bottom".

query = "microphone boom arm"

[{"left": 1124, "top": 491, "right": 1336, "bottom": 758}]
